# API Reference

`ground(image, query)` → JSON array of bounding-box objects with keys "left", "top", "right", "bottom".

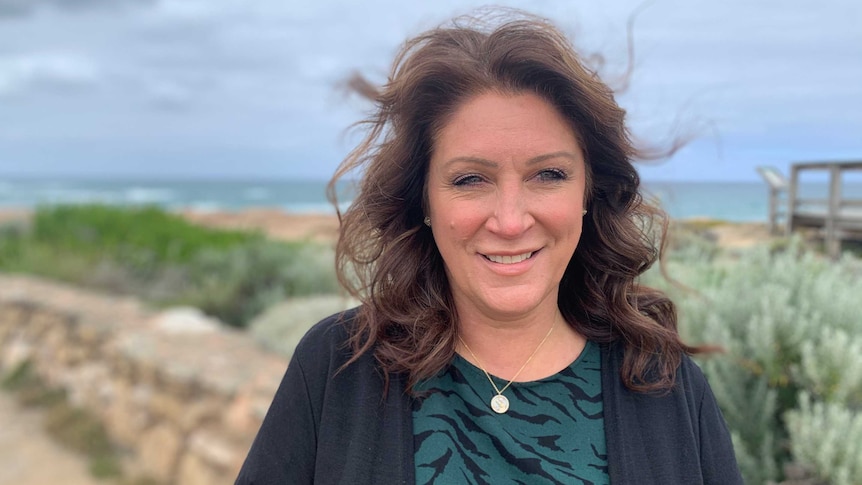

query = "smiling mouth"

[{"left": 483, "top": 251, "right": 535, "bottom": 264}]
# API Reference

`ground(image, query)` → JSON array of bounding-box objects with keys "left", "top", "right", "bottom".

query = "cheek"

[
  {"left": 547, "top": 205, "right": 584, "bottom": 241},
  {"left": 432, "top": 207, "right": 488, "bottom": 260},
  {"left": 431, "top": 194, "right": 484, "bottom": 231},
  {"left": 436, "top": 215, "right": 481, "bottom": 248}
]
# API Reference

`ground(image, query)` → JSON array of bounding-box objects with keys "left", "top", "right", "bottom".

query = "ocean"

[{"left": 2, "top": 177, "right": 862, "bottom": 222}]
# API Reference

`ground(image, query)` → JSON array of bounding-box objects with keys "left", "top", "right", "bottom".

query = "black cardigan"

[{"left": 236, "top": 310, "right": 743, "bottom": 484}]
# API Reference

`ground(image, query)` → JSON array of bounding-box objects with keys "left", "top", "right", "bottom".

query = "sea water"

[{"left": 2, "top": 177, "right": 861, "bottom": 222}]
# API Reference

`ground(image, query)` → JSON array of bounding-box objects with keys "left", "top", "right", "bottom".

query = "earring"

[
  {"left": 582, "top": 210, "right": 588, "bottom": 216},
  {"left": 423, "top": 216, "right": 431, "bottom": 227}
]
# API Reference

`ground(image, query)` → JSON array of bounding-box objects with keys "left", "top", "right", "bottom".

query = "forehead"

[{"left": 430, "top": 91, "right": 583, "bottom": 167}]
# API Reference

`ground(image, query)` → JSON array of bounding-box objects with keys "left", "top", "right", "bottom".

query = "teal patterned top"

[{"left": 413, "top": 340, "right": 608, "bottom": 485}]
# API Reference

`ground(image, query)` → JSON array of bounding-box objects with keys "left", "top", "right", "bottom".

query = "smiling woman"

[
  {"left": 236, "top": 9, "right": 743, "bottom": 485},
  {"left": 427, "top": 92, "right": 586, "bottom": 332}
]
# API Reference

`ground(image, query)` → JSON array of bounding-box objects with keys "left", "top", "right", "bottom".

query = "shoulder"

[
  {"left": 600, "top": 341, "right": 710, "bottom": 397},
  {"left": 676, "top": 353, "right": 712, "bottom": 398},
  {"left": 289, "top": 307, "right": 362, "bottom": 376},
  {"left": 293, "top": 307, "right": 360, "bottom": 355},
  {"left": 599, "top": 344, "right": 742, "bottom": 482}
]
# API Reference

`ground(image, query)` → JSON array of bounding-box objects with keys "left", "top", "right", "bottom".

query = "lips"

[{"left": 483, "top": 251, "right": 535, "bottom": 264}]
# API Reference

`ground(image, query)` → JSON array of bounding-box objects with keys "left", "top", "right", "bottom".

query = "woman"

[{"left": 237, "top": 11, "right": 742, "bottom": 485}]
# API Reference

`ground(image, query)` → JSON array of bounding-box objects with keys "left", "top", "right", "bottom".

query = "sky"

[{"left": 0, "top": 0, "right": 860, "bottom": 182}]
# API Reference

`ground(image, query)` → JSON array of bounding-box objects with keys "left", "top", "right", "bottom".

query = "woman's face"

[{"left": 427, "top": 91, "right": 586, "bottom": 321}]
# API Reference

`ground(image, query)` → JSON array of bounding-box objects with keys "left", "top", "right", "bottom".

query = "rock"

[
  {"left": 1, "top": 336, "right": 32, "bottom": 373},
  {"left": 0, "top": 275, "right": 288, "bottom": 485},
  {"left": 178, "top": 451, "right": 228, "bottom": 485},
  {"left": 149, "top": 307, "right": 221, "bottom": 334},
  {"left": 137, "top": 423, "right": 185, "bottom": 483}
]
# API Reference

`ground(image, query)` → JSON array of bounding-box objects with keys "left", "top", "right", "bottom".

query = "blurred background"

[
  {"left": 1, "top": 0, "right": 861, "bottom": 209},
  {"left": 1, "top": 1, "right": 861, "bottom": 484}
]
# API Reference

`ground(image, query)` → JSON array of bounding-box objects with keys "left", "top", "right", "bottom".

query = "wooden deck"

[{"left": 759, "top": 160, "right": 862, "bottom": 259}]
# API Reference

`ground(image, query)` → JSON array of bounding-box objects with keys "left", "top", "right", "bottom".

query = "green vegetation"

[
  {"left": 181, "top": 239, "right": 339, "bottom": 326},
  {"left": 248, "top": 295, "right": 358, "bottom": 357},
  {"left": 0, "top": 205, "right": 339, "bottom": 327},
  {"left": 32, "top": 204, "right": 255, "bottom": 263},
  {"left": 649, "top": 230, "right": 862, "bottom": 484}
]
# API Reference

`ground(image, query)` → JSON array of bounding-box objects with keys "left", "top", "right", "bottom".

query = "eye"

[
  {"left": 452, "top": 174, "right": 485, "bottom": 186},
  {"left": 535, "top": 168, "right": 568, "bottom": 182}
]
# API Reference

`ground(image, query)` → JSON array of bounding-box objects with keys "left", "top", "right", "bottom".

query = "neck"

[{"left": 455, "top": 308, "right": 586, "bottom": 382}]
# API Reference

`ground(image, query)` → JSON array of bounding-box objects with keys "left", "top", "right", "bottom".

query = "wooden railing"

[
  {"left": 785, "top": 161, "right": 862, "bottom": 258},
  {"left": 757, "top": 166, "right": 788, "bottom": 234}
]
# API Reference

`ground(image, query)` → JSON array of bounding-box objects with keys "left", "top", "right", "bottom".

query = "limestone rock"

[{"left": 138, "top": 423, "right": 185, "bottom": 483}]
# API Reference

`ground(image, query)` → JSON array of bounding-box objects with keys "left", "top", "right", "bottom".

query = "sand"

[
  {"left": 0, "top": 208, "right": 30, "bottom": 226},
  {"left": 177, "top": 208, "right": 341, "bottom": 243}
]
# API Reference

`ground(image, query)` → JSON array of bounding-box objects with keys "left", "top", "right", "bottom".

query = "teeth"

[{"left": 486, "top": 252, "right": 533, "bottom": 264}]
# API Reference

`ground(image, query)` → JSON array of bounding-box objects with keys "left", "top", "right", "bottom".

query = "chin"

[{"left": 477, "top": 293, "right": 549, "bottom": 319}]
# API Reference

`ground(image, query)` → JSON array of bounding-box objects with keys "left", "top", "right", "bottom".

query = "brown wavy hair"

[{"left": 328, "top": 11, "right": 703, "bottom": 394}]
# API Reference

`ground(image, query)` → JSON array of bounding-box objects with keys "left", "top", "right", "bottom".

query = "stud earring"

[
  {"left": 582, "top": 210, "right": 588, "bottom": 216},
  {"left": 423, "top": 216, "right": 431, "bottom": 227}
]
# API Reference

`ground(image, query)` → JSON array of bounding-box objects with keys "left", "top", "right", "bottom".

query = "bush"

[
  {"left": 181, "top": 240, "right": 339, "bottom": 327},
  {"left": 1, "top": 205, "right": 259, "bottom": 282},
  {"left": 31, "top": 204, "right": 258, "bottom": 264},
  {"left": 785, "top": 394, "right": 862, "bottom": 485},
  {"left": 0, "top": 205, "right": 340, "bottom": 327},
  {"left": 648, "top": 237, "right": 862, "bottom": 484},
  {"left": 0, "top": 221, "right": 27, "bottom": 267},
  {"left": 249, "top": 295, "right": 358, "bottom": 357}
]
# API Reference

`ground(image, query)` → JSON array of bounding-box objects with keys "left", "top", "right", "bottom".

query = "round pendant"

[{"left": 490, "top": 394, "right": 509, "bottom": 414}]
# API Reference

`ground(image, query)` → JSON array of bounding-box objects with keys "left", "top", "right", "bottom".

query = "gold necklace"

[{"left": 457, "top": 318, "right": 556, "bottom": 414}]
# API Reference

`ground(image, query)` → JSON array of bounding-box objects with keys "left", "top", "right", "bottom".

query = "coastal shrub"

[
  {"left": 664, "top": 220, "right": 721, "bottom": 262},
  {"left": 83, "top": 258, "right": 189, "bottom": 302},
  {"left": 648, "top": 238, "right": 862, "bottom": 484},
  {"left": 181, "top": 240, "right": 339, "bottom": 327},
  {"left": 0, "top": 205, "right": 259, "bottom": 283},
  {"left": 0, "top": 205, "right": 340, "bottom": 327},
  {"left": 785, "top": 394, "right": 862, "bottom": 485},
  {"left": 792, "top": 328, "right": 862, "bottom": 407},
  {"left": 0, "top": 222, "right": 26, "bottom": 267},
  {"left": 249, "top": 295, "right": 358, "bottom": 357},
  {"left": 31, "top": 204, "right": 259, "bottom": 264}
]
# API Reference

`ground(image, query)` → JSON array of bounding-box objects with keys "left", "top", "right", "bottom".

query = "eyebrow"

[{"left": 444, "top": 151, "right": 580, "bottom": 169}]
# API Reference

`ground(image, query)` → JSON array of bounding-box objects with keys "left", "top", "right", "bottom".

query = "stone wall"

[{"left": 0, "top": 275, "right": 288, "bottom": 485}]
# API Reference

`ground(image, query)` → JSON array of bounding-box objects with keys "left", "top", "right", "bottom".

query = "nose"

[{"left": 486, "top": 182, "right": 535, "bottom": 237}]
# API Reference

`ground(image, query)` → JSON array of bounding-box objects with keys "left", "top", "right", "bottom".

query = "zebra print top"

[{"left": 413, "top": 340, "right": 609, "bottom": 485}]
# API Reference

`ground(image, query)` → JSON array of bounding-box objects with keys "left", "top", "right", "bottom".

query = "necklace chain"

[{"left": 457, "top": 317, "right": 556, "bottom": 407}]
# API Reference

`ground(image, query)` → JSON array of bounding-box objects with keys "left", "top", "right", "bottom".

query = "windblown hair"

[{"left": 328, "top": 11, "right": 703, "bottom": 394}]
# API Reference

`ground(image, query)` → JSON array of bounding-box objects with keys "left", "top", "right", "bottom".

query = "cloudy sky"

[{"left": 1, "top": 0, "right": 860, "bottom": 181}]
